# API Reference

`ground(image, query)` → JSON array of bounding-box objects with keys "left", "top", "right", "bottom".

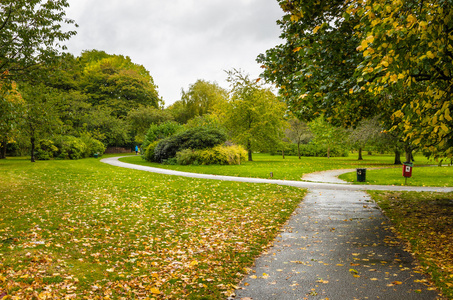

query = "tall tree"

[
  {"left": 350, "top": 0, "right": 453, "bottom": 159},
  {"left": 0, "top": 82, "right": 23, "bottom": 158},
  {"left": 348, "top": 117, "right": 383, "bottom": 160},
  {"left": 257, "top": 0, "right": 374, "bottom": 128},
  {"left": 19, "top": 83, "right": 60, "bottom": 162},
  {"left": 127, "top": 106, "right": 174, "bottom": 144},
  {"left": 224, "top": 69, "right": 287, "bottom": 161},
  {"left": 80, "top": 51, "right": 161, "bottom": 117},
  {"left": 0, "top": 0, "right": 77, "bottom": 83},
  {"left": 179, "top": 79, "right": 228, "bottom": 123},
  {"left": 285, "top": 118, "right": 312, "bottom": 159}
]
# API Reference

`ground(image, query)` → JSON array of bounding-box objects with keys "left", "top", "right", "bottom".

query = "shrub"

[
  {"left": 80, "top": 136, "right": 106, "bottom": 157},
  {"left": 143, "top": 140, "right": 159, "bottom": 162},
  {"left": 53, "top": 136, "right": 87, "bottom": 160},
  {"left": 176, "top": 145, "right": 247, "bottom": 165},
  {"left": 35, "top": 139, "right": 58, "bottom": 160},
  {"left": 154, "top": 127, "right": 227, "bottom": 163},
  {"left": 143, "top": 121, "right": 183, "bottom": 148}
]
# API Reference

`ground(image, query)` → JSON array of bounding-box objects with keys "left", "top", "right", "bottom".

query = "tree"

[
  {"left": 224, "top": 69, "right": 287, "bottom": 161},
  {"left": 80, "top": 51, "right": 161, "bottom": 118},
  {"left": 81, "top": 106, "right": 131, "bottom": 147},
  {"left": 0, "top": 0, "right": 77, "bottom": 83},
  {"left": 349, "top": 0, "right": 453, "bottom": 159},
  {"left": 257, "top": 0, "right": 375, "bottom": 128},
  {"left": 179, "top": 79, "right": 228, "bottom": 123},
  {"left": 19, "top": 83, "right": 60, "bottom": 162},
  {"left": 0, "top": 82, "right": 23, "bottom": 158},
  {"left": 348, "top": 117, "right": 383, "bottom": 160},
  {"left": 285, "top": 118, "right": 312, "bottom": 159},
  {"left": 127, "top": 106, "right": 174, "bottom": 144},
  {"left": 309, "top": 116, "right": 348, "bottom": 159}
]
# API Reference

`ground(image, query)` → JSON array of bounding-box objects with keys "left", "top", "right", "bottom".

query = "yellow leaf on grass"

[{"left": 150, "top": 287, "right": 160, "bottom": 294}]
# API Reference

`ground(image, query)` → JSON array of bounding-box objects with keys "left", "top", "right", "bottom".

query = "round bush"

[
  {"left": 143, "top": 140, "right": 159, "bottom": 162},
  {"left": 80, "top": 136, "right": 106, "bottom": 157},
  {"left": 176, "top": 145, "right": 247, "bottom": 165},
  {"left": 154, "top": 127, "right": 227, "bottom": 163},
  {"left": 35, "top": 139, "right": 58, "bottom": 160},
  {"left": 53, "top": 136, "right": 87, "bottom": 160}
]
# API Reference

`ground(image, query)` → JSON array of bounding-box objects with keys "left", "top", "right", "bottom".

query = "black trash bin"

[{"left": 356, "top": 168, "right": 366, "bottom": 182}]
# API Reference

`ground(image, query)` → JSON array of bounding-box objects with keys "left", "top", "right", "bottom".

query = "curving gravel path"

[{"left": 101, "top": 156, "right": 451, "bottom": 299}]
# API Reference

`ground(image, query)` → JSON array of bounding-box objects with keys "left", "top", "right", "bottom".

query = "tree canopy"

[
  {"left": 0, "top": 0, "right": 77, "bottom": 83},
  {"left": 258, "top": 0, "right": 453, "bottom": 159},
  {"left": 223, "top": 69, "right": 287, "bottom": 161}
]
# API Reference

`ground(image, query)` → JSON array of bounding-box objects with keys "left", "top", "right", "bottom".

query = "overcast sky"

[{"left": 63, "top": 0, "right": 285, "bottom": 107}]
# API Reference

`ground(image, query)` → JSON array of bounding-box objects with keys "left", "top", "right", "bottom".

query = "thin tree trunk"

[
  {"left": 30, "top": 136, "right": 36, "bottom": 162},
  {"left": 404, "top": 144, "right": 413, "bottom": 163},
  {"left": 327, "top": 145, "right": 330, "bottom": 159},
  {"left": 247, "top": 140, "right": 253, "bottom": 162},
  {"left": 282, "top": 150, "right": 285, "bottom": 159},
  {"left": 358, "top": 147, "right": 363, "bottom": 160},
  {"left": 297, "top": 142, "right": 301, "bottom": 159},
  {"left": 394, "top": 149, "right": 402, "bottom": 165},
  {"left": 0, "top": 136, "right": 6, "bottom": 159}
]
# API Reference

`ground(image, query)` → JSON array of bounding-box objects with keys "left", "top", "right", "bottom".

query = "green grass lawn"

[
  {"left": 121, "top": 153, "right": 452, "bottom": 187},
  {"left": 1, "top": 153, "right": 452, "bottom": 299},
  {"left": 339, "top": 165, "right": 453, "bottom": 187},
  {"left": 0, "top": 157, "right": 305, "bottom": 299}
]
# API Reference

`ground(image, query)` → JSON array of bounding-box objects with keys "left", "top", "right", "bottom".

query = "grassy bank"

[
  {"left": 0, "top": 157, "right": 304, "bottom": 299},
  {"left": 121, "top": 153, "right": 435, "bottom": 181},
  {"left": 370, "top": 191, "right": 453, "bottom": 299}
]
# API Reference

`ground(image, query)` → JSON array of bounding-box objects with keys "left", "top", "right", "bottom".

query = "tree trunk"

[
  {"left": 297, "top": 143, "right": 301, "bottom": 159},
  {"left": 30, "top": 136, "right": 36, "bottom": 162},
  {"left": 358, "top": 147, "right": 363, "bottom": 160},
  {"left": 0, "top": 136, "right": 6, "bottom": 159},
  {"left": 247, "top": 140, "right": 253, "bottom": 161},
  {"left": 404, "top": 144, "right": 413, "bottom": 163},
  {"left": 327, "top": 145, "right": 330, "bottom": 159},
  {"left": 394, "top": 149, "right": 402, "bottom": 165},
  {"left": 282, "top": 150, "right": 285, "bottom": 159}
]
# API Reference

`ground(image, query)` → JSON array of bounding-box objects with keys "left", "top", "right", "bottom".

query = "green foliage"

[
  {"left": 179, "top": 79, "right": 228, "bottom": 123},
  {"left": 257, "top": 0, "right": 368, "bottom": 127},
  {"left": 154, "top": 127, "right": 227, "bottom": 163},
  {"left": 127, "top": 105, "right": 174, "bottom": 144},
  {"left": 143, "top": 140, "right": 159, "bottom": 162},
  {"left": 261, "top": 0, "right": 453, "bottom": 159},
  {"left": 35, "top": 139, "right": 58, "bottom": 160},
  {"left": 79, "top": 51, "right": 160, "bottom": 117},
  {"left": 53, "top": 136, "right": 87, "bottom": 160},
  {"left": 79, "top": 135, "right": 106, "bottom": 157},
  {"left": 82, "top": 107, "right": 130, "bottom": 147},
  {"left": 224, "top": 69, "right": 287, "bottom": 161},
  {"left": 176, "top": 145, "right": 247, "bottom": 165},
  {"left": 0, "top": 0, "right": 77, "bottom": 83},
  {"left": 143, "top": 121, "right": 183, "bottom": 149}
]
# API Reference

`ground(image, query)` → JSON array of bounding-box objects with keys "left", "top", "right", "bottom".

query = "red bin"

[{"left": 403, "top": 162, "right": 413, "bottom": 178}]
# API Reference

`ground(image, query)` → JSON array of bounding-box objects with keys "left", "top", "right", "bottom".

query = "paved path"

[
  {"left": 101, "top": 157, "right": 453, "bottom": 193},
  {"left": 101, "top": 157, "right": 451, "bottom": 299}
]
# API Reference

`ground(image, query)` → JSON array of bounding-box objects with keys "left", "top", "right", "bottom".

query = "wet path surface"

[
  {"left": 234, "top": 189, "right": 439, "bottom": 300},
  {"left": 101, "top": 157, "right": 449, "bottom": 299}
]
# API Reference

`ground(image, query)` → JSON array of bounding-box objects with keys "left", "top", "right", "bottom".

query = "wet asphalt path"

[
  {"left": 101, "top": 157, "right": 450, "bottom": 299},
  {"left": 234, "top": 189, "right": 440, "bottom": 300}
]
